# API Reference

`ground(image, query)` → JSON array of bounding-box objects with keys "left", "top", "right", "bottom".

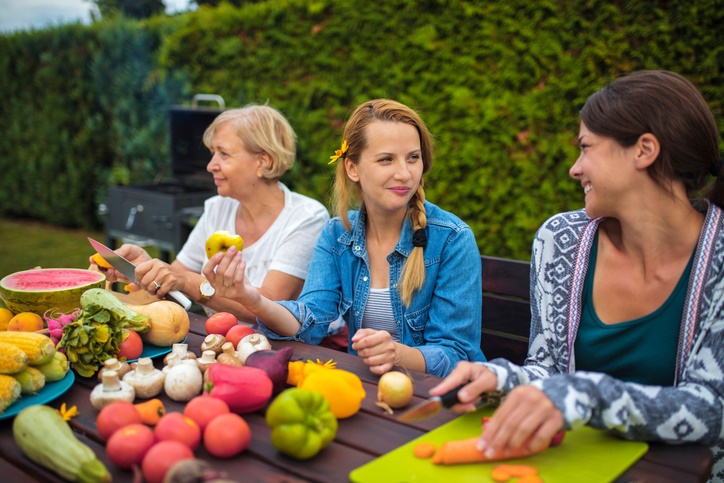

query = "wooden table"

[{"left": 0, "top": 313, "right": 713, "bottom": 482}]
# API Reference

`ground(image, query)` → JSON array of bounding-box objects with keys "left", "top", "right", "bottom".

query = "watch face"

[{"left": 201, "top": 281, "right": 215, "bottom": 297}]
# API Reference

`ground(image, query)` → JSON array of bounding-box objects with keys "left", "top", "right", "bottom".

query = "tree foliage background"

[{"left": 0, "top": 0, "right": 721, "bottom": 260}]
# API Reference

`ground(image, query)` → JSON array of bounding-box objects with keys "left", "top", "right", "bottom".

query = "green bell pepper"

[{"left": 265, "top": 387, "right": 338, "bottom": 460}]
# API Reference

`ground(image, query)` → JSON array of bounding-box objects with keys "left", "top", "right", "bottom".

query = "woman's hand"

[
  {"left": 351, "top": 329, "right": 397, "bottom": 375},
  {"left": 429, "top": 361, "right": 499, "bottom": 412},
  {"left": 477, "top": 385, "right": 564, "bottom": 458},
  {"left": 132, "top": 258, "right": 187, "bottom": 299},
  {"left": 203, "top": 246, "right": 262, "bottom": 310},
  {"left": 88, "top": 244, "right": 152, "bottom": 285}
]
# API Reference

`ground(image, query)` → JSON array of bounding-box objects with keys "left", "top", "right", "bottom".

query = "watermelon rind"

[{"left": 0, "top": 268, "right": 106, "bottom": 316}]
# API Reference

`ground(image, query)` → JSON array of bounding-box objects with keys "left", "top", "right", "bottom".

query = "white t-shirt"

[{"left": 176, "top": 183, "right": 329, "bottom": 286}]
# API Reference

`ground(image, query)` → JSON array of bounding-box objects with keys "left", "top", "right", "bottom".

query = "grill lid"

[{"left": 169, "top": 94, "right": 226, "bottom": 184}]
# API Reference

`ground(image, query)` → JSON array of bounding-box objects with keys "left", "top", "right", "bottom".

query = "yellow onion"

[{"left": 376, "top": 371, "right": 413, "bottom": 414}]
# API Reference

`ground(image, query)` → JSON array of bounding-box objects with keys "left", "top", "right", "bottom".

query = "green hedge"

[{"left": 0, "top": 0, "right": 721, "bottom": 260}]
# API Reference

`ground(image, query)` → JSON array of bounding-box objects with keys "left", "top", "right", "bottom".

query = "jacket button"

[{"left": 363, "top": 276, "right": 368, "bottom": 282}]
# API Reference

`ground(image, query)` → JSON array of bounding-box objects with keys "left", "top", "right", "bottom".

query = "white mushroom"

[
  {"left": 90, "top": 370, "right": 135, "bottom": 410},
  {"left": 164, "top": 359, "right": 203, "bottom": 402},
  {"left": 122, "top": 357, "right": 166, "bottom": 399},
  {"left": 236, "top": 333, "right": 271, "bottom": 364}
]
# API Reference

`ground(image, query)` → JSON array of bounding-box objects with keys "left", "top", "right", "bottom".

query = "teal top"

[{"left": 574, "top": 231, "right": 693, "bottom": 386}]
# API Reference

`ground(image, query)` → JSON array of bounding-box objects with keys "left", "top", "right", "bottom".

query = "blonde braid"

[{"left": 399, "top": 182, "right": 427, "bottom": 306}]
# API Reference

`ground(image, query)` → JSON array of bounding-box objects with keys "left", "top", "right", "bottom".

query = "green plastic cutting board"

[{"left": 349, "top": 407, "right": 648, "bottom": 483}]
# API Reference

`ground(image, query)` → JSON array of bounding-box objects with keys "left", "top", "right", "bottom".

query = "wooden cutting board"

[{"left": 349, "top": 407, "right": 648, "bottom": 483}]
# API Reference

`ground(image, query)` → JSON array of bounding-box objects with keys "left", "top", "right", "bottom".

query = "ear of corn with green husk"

[
  {"left": 0, "top": 332, "right": 56, "bottom": 365},
  {"left": 0, "top": 342, "right": 28, "bottom": 374},
  {"left": 34, "top": 351, "right": 69, "bottom": 382},
  {"left": 12, "top": 366, "right": 46, "bottom": 394},
  {"left": 0, "top": 374, "right": 22, "bottom": 414}
]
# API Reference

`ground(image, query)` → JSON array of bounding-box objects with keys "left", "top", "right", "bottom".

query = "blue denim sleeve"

[
  {"left": 256, "top": 224, "right": 343, "bottom": 344},
  {"left": 417, "top": 227, "right": 485, "bottom": 377}
]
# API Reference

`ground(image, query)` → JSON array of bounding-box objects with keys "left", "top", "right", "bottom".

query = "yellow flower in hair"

[{"left": 328, "top": 139, "right": 348, "bottom": 164}]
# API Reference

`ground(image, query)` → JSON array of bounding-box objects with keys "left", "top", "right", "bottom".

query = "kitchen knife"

[
  {"left": 397, "top": 386, "right": 463, "bottom": 422},
  {"left": 398, "top": 387, "right": 503, "bottom": 422},
  {"left": 88, "top": 237, "right": 193, "bottom": 311}
]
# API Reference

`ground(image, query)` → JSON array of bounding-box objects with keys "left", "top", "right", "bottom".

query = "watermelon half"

[{"left": 0, "top": 268, "right": 106, "bottom": 316}]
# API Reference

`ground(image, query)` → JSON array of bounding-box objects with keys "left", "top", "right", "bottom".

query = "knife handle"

[
  {"left": 166, "top": 290, "right": 193, "bottom": 311},
  {"left": 440, "top": 385, "right": 465, "bottom": 408}
]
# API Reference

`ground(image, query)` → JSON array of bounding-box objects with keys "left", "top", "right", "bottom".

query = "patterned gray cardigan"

[{"left": 482, "top": 203, "right": 724, "bottom": 482}]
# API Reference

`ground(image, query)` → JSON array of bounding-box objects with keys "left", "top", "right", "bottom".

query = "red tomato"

[
  {"left": 183, "top": 394, "right": 230, "bottom": 432},
  {"left": 205, "top": 312, "right": 238, "bottom": 337},
  {"left": 224, "top": 324, "right": 256, "bottom": 349},
  {"left": 154, "top": 411, "right": 201, "bottom": 450},
  {"left": 117, "top": 329, "right": 143, "bottom": 361},
  {"left": 96, "top": 401, "right": 143, "bottom": 440},
  {"left": 106, "top": 423, "right": 156, "bottom": 469},
  {"left": 203, "top": 413, "right": 252, "bottom": 458},
  {"left": 141, "top": 441, "right": 194, "bottom": 483}
]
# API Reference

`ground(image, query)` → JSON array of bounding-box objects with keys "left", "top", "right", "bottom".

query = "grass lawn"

[{"left": 0, "top": 218, "right": 106, "bottom": 279}]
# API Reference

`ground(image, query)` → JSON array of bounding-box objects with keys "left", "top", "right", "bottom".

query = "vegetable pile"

[{"left": 58, "top": 288, "right": 150, "bottom": 377}]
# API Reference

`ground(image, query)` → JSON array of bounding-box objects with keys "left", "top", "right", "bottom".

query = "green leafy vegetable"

[{"left": 58, "top": 289, "right": 150, "bottom": 377}]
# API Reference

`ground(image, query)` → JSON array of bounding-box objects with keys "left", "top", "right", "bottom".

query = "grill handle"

[{"left": 192, "top": 94, "right": 225, "bottom": 109}]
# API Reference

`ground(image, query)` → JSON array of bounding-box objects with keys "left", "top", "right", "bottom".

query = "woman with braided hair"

[{"left": 204, "top": 99, "right": 485, "bottom": 376}]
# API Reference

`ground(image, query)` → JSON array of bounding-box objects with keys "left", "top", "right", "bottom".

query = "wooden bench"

[{"left": 480, "top": 255, "right": 531, "bottom": 365}]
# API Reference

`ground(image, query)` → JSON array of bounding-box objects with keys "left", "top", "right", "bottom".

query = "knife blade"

[
  {"left": 88, "top": 237, "right": 192, "bottom": 311},
  {"left": 398, "top": 386, "right": 504, "bottom": 422},
  {"left": 397, "top": 386, "right": 463, "bottom": 422}
]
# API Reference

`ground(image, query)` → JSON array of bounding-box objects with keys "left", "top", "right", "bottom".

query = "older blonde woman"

[{"left": 94, "top": 104, "right": 330, "bottom": 324}]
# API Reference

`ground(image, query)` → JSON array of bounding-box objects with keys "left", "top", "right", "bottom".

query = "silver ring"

[{"left": 152, "top": 281, "right": 161, "bottom": 292}]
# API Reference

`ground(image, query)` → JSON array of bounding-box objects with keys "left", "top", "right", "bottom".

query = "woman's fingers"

[
  {"left": 430, "top": 362, "right": 497, "bottom": 409},
  {"left": 479, "top": 386, "right": 563, "bottom": 456}
]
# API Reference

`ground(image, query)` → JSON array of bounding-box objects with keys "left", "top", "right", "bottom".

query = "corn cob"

[
  {"left": 0, "top": 342, "right": 28, "bottom": 375},
  {"left": 34, "top": 351, "right": 70, "bottom": 382},
  {"left": 12, "top": 366, "right": 46, "bottom": 394},
  {"left": 0, "top": 332, "right": 56, "bottom": 366},
  {"left": 0, "top": 374, "right": 22, "bottom": 414}
]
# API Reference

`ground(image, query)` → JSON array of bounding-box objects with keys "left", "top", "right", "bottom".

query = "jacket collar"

[{"left": 338, "top": 205, "right": 418, "bottom": 257}]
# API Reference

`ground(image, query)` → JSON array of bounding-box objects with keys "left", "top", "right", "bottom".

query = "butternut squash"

[{"left": 125, "top": 301, "right": 190, "bottom": 346}]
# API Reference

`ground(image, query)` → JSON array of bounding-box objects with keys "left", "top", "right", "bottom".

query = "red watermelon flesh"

[{"left": 0, "top": 268, "right": 106, "bottom": 316}]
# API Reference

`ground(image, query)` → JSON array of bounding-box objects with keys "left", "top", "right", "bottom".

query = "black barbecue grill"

[{"left": 104, "top": 94, "right": 226, "bottom": 261}]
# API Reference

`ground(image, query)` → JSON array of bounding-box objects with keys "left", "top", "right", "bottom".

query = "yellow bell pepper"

[
  {"left": 298, "top": 366, "right": 365, "bottom": 419},
  {"left": 286, "top": 359, "right": 365, "bottom": 419}
]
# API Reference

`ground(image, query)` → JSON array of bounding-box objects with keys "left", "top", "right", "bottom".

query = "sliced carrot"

[
  {"left": 135, "top": 398, "right": 166, "bottom": 425},
  {"left": 517, "top": 475, "right": 543, "bottom": 483},
  {"left": 413, "top": 442, "right": 437, "bottom": 459},
  {"left": 496, "top": 464, "right": 539, "bottom": 477},
  {"left": 490, "top": 466, "right": 512, "bottom": 482},
  {"left": 491, "top": 464, "right": 540, "bottom": 482}
]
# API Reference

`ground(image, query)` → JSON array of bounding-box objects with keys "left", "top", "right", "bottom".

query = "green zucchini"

[{"left": 12, "top": 405, "right": 110, "bottom": 482}]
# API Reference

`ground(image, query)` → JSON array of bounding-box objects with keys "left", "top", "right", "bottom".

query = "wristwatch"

[{"left": 198, "top": 279, "right": 216, "bottom": 304}]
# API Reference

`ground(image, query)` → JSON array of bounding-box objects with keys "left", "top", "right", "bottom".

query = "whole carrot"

[{"left": 431, "top": 437, "right": 544, "bottom": 465}]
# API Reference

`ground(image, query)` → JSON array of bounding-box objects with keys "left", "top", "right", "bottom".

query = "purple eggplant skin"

[{"left": 243, "top": 346, "right": 294, "bottom": 393}]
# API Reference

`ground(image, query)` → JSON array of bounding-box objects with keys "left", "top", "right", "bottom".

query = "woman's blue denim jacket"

[{"left": 257, "top": 201, "right": 486, "bottom": 377}]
